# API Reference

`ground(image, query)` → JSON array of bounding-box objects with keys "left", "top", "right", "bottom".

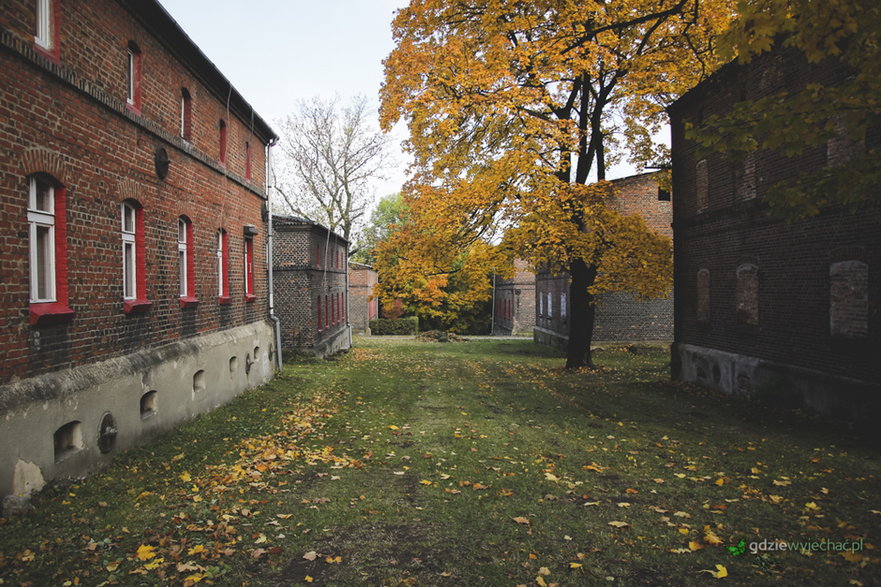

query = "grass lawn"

[{"left": 1, "top": 337, "right": 878, "bottom": 586}]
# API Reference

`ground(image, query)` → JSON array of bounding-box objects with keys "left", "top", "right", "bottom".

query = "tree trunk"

[{"left": 565, "top": 258, "right": 598, "bottom": 369}]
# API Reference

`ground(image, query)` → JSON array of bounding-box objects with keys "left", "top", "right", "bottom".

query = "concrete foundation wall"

[
  {"left": 672, "top": 342, "right": 881, "bottom": 423},
  {"left": 0, "top": 321, "right": 275, "bottom": 504}
]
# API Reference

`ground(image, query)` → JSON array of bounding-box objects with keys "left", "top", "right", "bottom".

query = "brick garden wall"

[{"left": 493, "top": 259, "right": 536, "bottom": 335}]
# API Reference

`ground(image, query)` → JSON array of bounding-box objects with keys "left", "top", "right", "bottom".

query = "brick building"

[
  {"left": 534, "top": 171, "right": 674, "bottom": 348},
  {"left": 668, "top": 47, "right": 881, "bottom": 420},
  {"left": 273, "top": 216, "right": 351, "bottom": 357},
  {"left": 0, "top": 0, "right": 278, "bottom": 507},
  {"left": 348, "top": 262, "right": 378, "bottom": 334},
  {"left": 492, "top": 259, "right": 535, "bottom": 335}
]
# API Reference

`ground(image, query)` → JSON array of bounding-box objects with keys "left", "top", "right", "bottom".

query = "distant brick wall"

[
  {"left": 668, "top": 46, "right": 881, "bottom": 416},
  {"left": 348, "top": 263, "right": 377, "bottom": 333},
  {"left": 493, "top": 259, "right": 536, "bottom": 334},
  {"left": 533, "top": 171, "right": 674, "bottom": 344},
  {"left": 273, "top": 217, "right": 349, "bottom": 356}
]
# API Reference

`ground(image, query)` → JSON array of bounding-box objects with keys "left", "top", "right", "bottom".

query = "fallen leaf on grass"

[
  {"left": 303, "top": 550, "right": 318, "bottom": 561},
  {"left": 608, "top": 521, "right": 629, "bottom": 528},
  {"left": 583, "top": 463, "right": 606, "bottom": 472},
  {"left": 704, "top": 531, "right": 724, "bottom": 546},
  {"left": 689, "top": 541, "right": 704, "bottom": 551},
  {"left": 136, "top": 544, "right": 156, "bottom": 561},
  {"left": 513, "top": 516, "right": 531, "bottom": 525},
  {"left": 700, "top": 564, "right": 728, "bottom": 579}
]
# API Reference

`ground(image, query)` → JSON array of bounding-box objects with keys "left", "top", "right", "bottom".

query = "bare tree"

[{"left": 271, "top": 95, "right": 390, "bottom": 243}]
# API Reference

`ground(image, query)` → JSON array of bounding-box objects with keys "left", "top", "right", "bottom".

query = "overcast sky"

[{"left": 159, "top": 0, "right": 410, "bottom": 200}]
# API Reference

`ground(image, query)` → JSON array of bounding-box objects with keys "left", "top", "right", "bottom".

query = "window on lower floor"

[
  {"left": 735, "top": 263, "right": 759, "bottom": 326},
  {"left": 29, "top": 175, "right": 56, "bottom": 303},
  {"left": 178, "top": 216, "right": 196, "bottom": 304},
  {"left": 243, "top": 236, "right": 255, "bottom": 301},
  {"left": 697, "top": 269, "right": 711, "bottom": 322},
  {"left": 217, "top": 229, "right": 229, "bottom": 300},
  {"left": 830, "top": 260, "right": 868, "bottom": 338}
]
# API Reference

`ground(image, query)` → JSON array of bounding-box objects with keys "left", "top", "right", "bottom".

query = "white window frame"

[
  {"left": 35, "top": 0, "right": 52, "bottom": 50},
  {"left": 121, "top": 203, "right": 136, "bottom": 300},
  {"left": 180, "top": 94, "right": 187, "bottom": 138},
  {"left": 560, "top": 292, "right": 567, "bottom": 319},
  {"left": 216, "top": 230, "right": 225, "bottom": 297},
  {"left": 28, "top": 176, "right": 56, "bottom": 303},
  {"left": 178, "top": 218, "right": 188, "bottom": 297},
  {"left": 548, "top": 292, "right": 554, "bottom": 319},
  {"left": 126, "top": 49, "right": 136, "bottom": 105},
  {"left": 243, "top": 237, "right": 253, "bottom": 296}
]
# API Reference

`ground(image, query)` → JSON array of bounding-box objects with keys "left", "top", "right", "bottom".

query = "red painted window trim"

[
  {"left": 123, "top": 200, "right": 151, "bottom": 314},
  {"left": 30, "top": 181, "right": 73, "bottom": 326},
  {"left": 218, "top": 229, "right": 231, "bottom": 304},
  {"left": 126, "top": 41, "right": 142, "bottom": 114},
  {"left": 179, "top": 216, "right": 198, "bottom": 309},
  {"left": 244, "top": 236, "right": 256, "bottom": 302},
  {"left": 34, "top": 0, "right": 61, "bottom": 64},
  {"left": 324, "top": 295, "right": 329, "bottom": 329}
]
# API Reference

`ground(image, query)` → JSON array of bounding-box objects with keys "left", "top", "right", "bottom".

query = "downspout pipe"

[{"left": 266, "top": 140, "right": 283, "bottom": 372}]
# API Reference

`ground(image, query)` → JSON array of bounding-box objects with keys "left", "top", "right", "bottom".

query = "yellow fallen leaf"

[
  {"left": 136, "top": 544, "right": 156, "bottom": 561},
  {"left": 652, "top": 478, "right": 665, "bottom": 484},
  {"left": 569, "top": 562, "right": 583, "bottom": 569},
  {"left": 772, "top": 479, "right": 791, "bottom": 486},
  {"left": 689, "top": 541, "right": 704, "bottom": 551},
  {"left": 184, "top": 573, "right": 206, "bottom": 583},
  {"left": 420, "top": 479, "right": 433, "bottom": 486},
  {"left": 277, "top": 513, "right": 293, "bottom": 519},
  {"left": 171, "top": 453, "right": 185, "bottom": 462},
  {"left": 144, "top": 557, "right": 164, "bottom": 570},
  {"left": 714, "top": 478, "right": 725, "bottom": 486},
  {"left": 544, "top": 473, "right": 560, "bottom": 482},
  {"left": 388, "top": 425, "right": 399, "bottom": 430},
  {"left": 255, "top": 534, "right": 267, "bottom": 544},
  {"left": 105, "top": 561, "right": 120, "bottom": 572},
  {"left": 179, "top": 471, "right": 192, "bottom": 483},
  {"left": 704, "top": 531, "right": 724, "bottom": 546},
  {"left": 679, "top": 528, "right": 690, "bottom": 535},
  {"left": 303, "top": 551, "right": 318, "bottom": 561},
  {"left": 670, "top": 548, "right": 691, "bottom": 554},
  {"left": 187, "top": 545, "right": 206, "bottom": 556},
  {"left": 841, "top": 551, "right": 863, "bottom": 562},
  {"left": 583, "top": 463, "right": 606, "bottom": 472},
  {"left": 538, "top": 566, "right": 551, "bottom": 575},
  {"left": 305, "top": 577, "right": 314, "bottom": 583},
  {"left": 608, "top": 521, "right": 629, "bottom": 528},
  {"left": 512, "top": 516, "right": 531, "bottom": 525},
  {"left": 701, "top": 564, "right": 728, "bottom": 578},
  {"left": 536, "top": 577, "right": 547, "bottom": 587}
]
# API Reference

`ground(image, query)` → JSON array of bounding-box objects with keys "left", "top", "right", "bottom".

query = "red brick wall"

[{"left": 0, "top": 0, "right": 273, "bottom": 383}]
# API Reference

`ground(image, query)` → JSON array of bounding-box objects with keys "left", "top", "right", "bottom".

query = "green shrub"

[{"left": 369, "top": 316, "right": 419, "bottom": 335}]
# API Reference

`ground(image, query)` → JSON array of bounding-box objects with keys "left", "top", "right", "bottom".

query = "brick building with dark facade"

[
  {"left": 534, "top": 171, "right": 674, "bottom": 347},
  {"left": 273, "top": 216, "right": 350, "bottom": 357},
  {"left": 348, "top": 262, "right": 378, "bottom": 334},
  {"left": 668, "top": 47, "right": 880, "bottom": 420},
  {"left": 493, "top": 259, "right": 535, "bottom": 335},
  {"left": 0, "top": 0, "right": 278, "bottom": 506}
]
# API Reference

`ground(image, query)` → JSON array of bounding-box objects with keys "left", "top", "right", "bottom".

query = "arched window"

[
  {"left": 219, "top": 119, "right": 227, "bottom": 164},
  {"left": 217, "top": 229, "right": 230, "bottom": 302},
  {"left": 735, "top": 264, "right": 759, "bottom": 326},
  {"left": 28, "top": 174, "right": 73, "bottom": 325},
  {"left": 126, "top": 41, "right": 142, "bottom": 112},
  {"left": 178, "top": 216, "right": 197, "bottom": 307},
  {"left": 696, "top": 269, "right": 710, "bottom": 322},
  {"left": 243, "top": 235, "right": 255, "bottom": 302},
  {"left": 180, "top": 88, "right": 192, "bottom": 140}
]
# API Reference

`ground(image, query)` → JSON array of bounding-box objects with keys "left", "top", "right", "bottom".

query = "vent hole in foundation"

[
  {"left": 140, "top": 390, "right": 157, "bottom": 419},
  {"left": 98, "top": 412, "right": 118, "bottom": 454},
  {"left": 54, "top": 421, "right": 83, "bottom": 463},
  {"left": 229, "top": 356, "right": 238, "bottom": 375},
  {"left": 193, "top": 370, "right": 205, "bottom": 393}
]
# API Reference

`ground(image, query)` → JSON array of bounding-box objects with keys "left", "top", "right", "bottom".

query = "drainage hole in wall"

[
  {"left": 54, "top": 421, "right": 83, "bottom": 463},
  {"left": 140, "top": 390, "right": 158, "bottom": 419},
  {"left": 98, "top": 412, "right": 118, "bottom": 454}
]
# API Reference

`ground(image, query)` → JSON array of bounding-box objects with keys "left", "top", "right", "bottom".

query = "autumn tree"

[
  {"left": 373, "top": 184, "right": 505, "bottom": 330},
  {"left": 380, "top": 0, "right": 732, "bottom": 368},
  {"left": 687, "top": 0, "right": 881, "bottom": 219},
  {"left": 351, "top": 192, "right": 406, "bottom": 265},
  {"left": 272, "top": 95, "right": 390, "bottom": 243}
]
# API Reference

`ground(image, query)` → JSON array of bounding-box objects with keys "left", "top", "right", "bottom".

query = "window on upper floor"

[
  {"left": 245, "top": 141, "right": 252, "bottom": 181},
  {"left": 180, "top": 88, "right": 192, "bottom": 141},
  {"left": 219, "top": 119, "right": 227, "bottom": 165},
  {"left": 126, "top": 41, "right": 142, "bottom": 112},
  {"left": 28, "top": 173, "right": 73, "bottom": 325},
  {"left": 217, "top": 229, "right": 230, "bottom": 302},
  {"left": 35, "top": 0, "right": 55, "bottom": 51}
]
